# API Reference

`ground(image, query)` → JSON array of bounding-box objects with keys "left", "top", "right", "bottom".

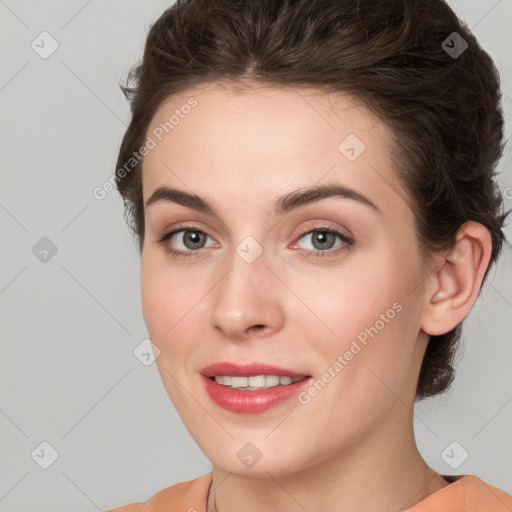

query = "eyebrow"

[{"left": 144, "top": 182, "right": 382, "bottom": 217}]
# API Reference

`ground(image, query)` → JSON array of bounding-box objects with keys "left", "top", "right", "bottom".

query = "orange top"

[{"left": 106, "top": 473, "right": 512, "bottom": 512}]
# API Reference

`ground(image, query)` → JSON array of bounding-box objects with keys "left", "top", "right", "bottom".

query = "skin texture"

[{"left": 140, "top": 82, "right": 491, "bottom": 512}]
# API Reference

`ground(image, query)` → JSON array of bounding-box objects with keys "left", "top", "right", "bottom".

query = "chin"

[
  {"left": 211, "top": 455, "right": 303, "bottom": 478},
  {"left": 199, "top": 436, "right": 319, "bottom": 478}
]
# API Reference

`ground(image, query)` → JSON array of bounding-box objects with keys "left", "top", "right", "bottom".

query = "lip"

[
  {"left": 200, "top": 362, "right": 313, "bottom": 414},
  {"left": 200, "top": 362, "right": 309, "bottom": 379}
]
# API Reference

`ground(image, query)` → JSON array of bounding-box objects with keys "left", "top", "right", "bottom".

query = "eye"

[
  {"left": 156, "top": 227, "right": 216, "bottom": 259},
  {"left": 155, "top": 224, "right": 354, "bottom": 260},
  {"left": 293, "top": 227, "right": 354, "bottom": 259}
]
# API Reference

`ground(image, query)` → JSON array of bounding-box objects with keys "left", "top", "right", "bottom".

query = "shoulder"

[
  {"left": 106, "top": 504, "right": 144, "bottom": 512},
  {"left": 106, "top": 473, "right": 212, "bottom": 512},
  {"left": 462, "top": 475, "right": 512, "bottom": 510},
  {"left": 408, "top": 474, "right": 512, "bottom": 511}
]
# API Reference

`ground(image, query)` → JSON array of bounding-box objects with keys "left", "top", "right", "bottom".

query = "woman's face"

[{"left": 140, "top": 82, "right": 432, "bottom": 476}]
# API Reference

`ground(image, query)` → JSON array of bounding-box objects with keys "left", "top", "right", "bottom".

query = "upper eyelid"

[{"left": 164, "top": 223, "right": 347, "bottom": 237}]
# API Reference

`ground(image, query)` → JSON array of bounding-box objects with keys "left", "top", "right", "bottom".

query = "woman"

[{"left": 108, "top": 0, "right": 512, "bottom": 510}]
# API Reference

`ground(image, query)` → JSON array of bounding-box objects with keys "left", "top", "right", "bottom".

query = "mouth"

[{"left": 200, "top": 362, "right": 313, "bottom": 413}]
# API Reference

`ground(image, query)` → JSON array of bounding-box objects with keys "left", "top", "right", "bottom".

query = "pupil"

[{"left": 186, "top": 231, "right": 204, "bottom": 248}]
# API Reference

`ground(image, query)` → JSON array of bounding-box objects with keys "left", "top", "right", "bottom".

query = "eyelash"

[{"left": 156, "top": 225, "right": 354, "bottom": 260}]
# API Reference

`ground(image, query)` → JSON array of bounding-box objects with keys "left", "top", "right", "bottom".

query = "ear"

[{"left": 421, "top": 221, "right": 492, "bottom": 336}]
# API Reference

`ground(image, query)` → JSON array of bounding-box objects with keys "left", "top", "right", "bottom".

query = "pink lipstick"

[{"left": 201, "top": 362, "right": 312, "bottom": 414}]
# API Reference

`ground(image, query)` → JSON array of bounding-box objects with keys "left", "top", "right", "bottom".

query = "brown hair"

[{"left": 114, "top": 0, "right": 510, "bottom": 400}]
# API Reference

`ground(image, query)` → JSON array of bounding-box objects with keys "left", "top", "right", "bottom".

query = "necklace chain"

[{"left": 207, "top": 483, "right": 216, "bottom": 512}]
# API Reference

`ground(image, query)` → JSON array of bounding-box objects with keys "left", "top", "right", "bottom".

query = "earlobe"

[{"left": 421, "top": 221, "right": 492, "bottom": 336}]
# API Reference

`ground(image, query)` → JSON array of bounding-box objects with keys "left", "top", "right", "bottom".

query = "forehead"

[
  {"left": 146, "top": 81, "right": 384, "bottom": 146},
  {"left": 141, "top": 82, "right": 406, "bottom": 214}
]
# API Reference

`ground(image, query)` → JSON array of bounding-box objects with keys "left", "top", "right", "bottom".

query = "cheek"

[
  {"left": 141, "top": 262, "right": 196, "bottom": 410},
  {"left": 291, "top": 262, "right": 402, "bottom": 343},
  {"left": 297, "top": 253, "right": 421, "bottom": 391},
  {"left": 140, "top": 256, "right": 207, "bottom": 372}
]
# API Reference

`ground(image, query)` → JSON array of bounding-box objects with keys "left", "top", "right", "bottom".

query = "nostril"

[
  {"left": 250, "top": 325, "right": 267, "bottom": 334},
  {"left": 245, "top": 324, "right": 273, "bottom": 337}
]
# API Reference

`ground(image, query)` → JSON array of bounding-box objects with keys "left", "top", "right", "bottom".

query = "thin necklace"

[{"left": 207, "top": 481, "right": 216, "bottom": 512}]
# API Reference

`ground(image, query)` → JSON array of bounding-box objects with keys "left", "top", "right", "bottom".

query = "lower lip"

[{"left": 201, "top": 375, "right": 313, "bottom": 414}]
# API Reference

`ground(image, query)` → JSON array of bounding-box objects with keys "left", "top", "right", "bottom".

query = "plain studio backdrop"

[{"left": 1, "top": 0, "right": 511, "bottom": 510}]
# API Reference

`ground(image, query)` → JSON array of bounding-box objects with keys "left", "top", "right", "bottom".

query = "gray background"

[{"left": 1, "top": 0, "right": 511, "bottom": 510}]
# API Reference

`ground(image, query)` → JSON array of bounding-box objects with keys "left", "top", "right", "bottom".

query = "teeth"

[{"left": 213, "top": 375, "right": 304, "bottom": 389}]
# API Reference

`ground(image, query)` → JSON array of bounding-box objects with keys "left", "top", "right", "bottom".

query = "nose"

[{"left": 209, "top": 250, "right": 285, "bottom": 342}]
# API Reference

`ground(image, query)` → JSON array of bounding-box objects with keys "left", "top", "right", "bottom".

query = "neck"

[{"left": 207, "top": 402, "right": 449, "bottom": 512}]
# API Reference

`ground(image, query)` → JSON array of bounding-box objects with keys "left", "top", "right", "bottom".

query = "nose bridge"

[{"left": 209, "top": 235, "right": 283, "bottom": 338}]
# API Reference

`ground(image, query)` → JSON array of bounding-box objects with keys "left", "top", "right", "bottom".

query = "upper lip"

[{"left": 201, "top": 362, "right": 310, "bottom": 378}]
